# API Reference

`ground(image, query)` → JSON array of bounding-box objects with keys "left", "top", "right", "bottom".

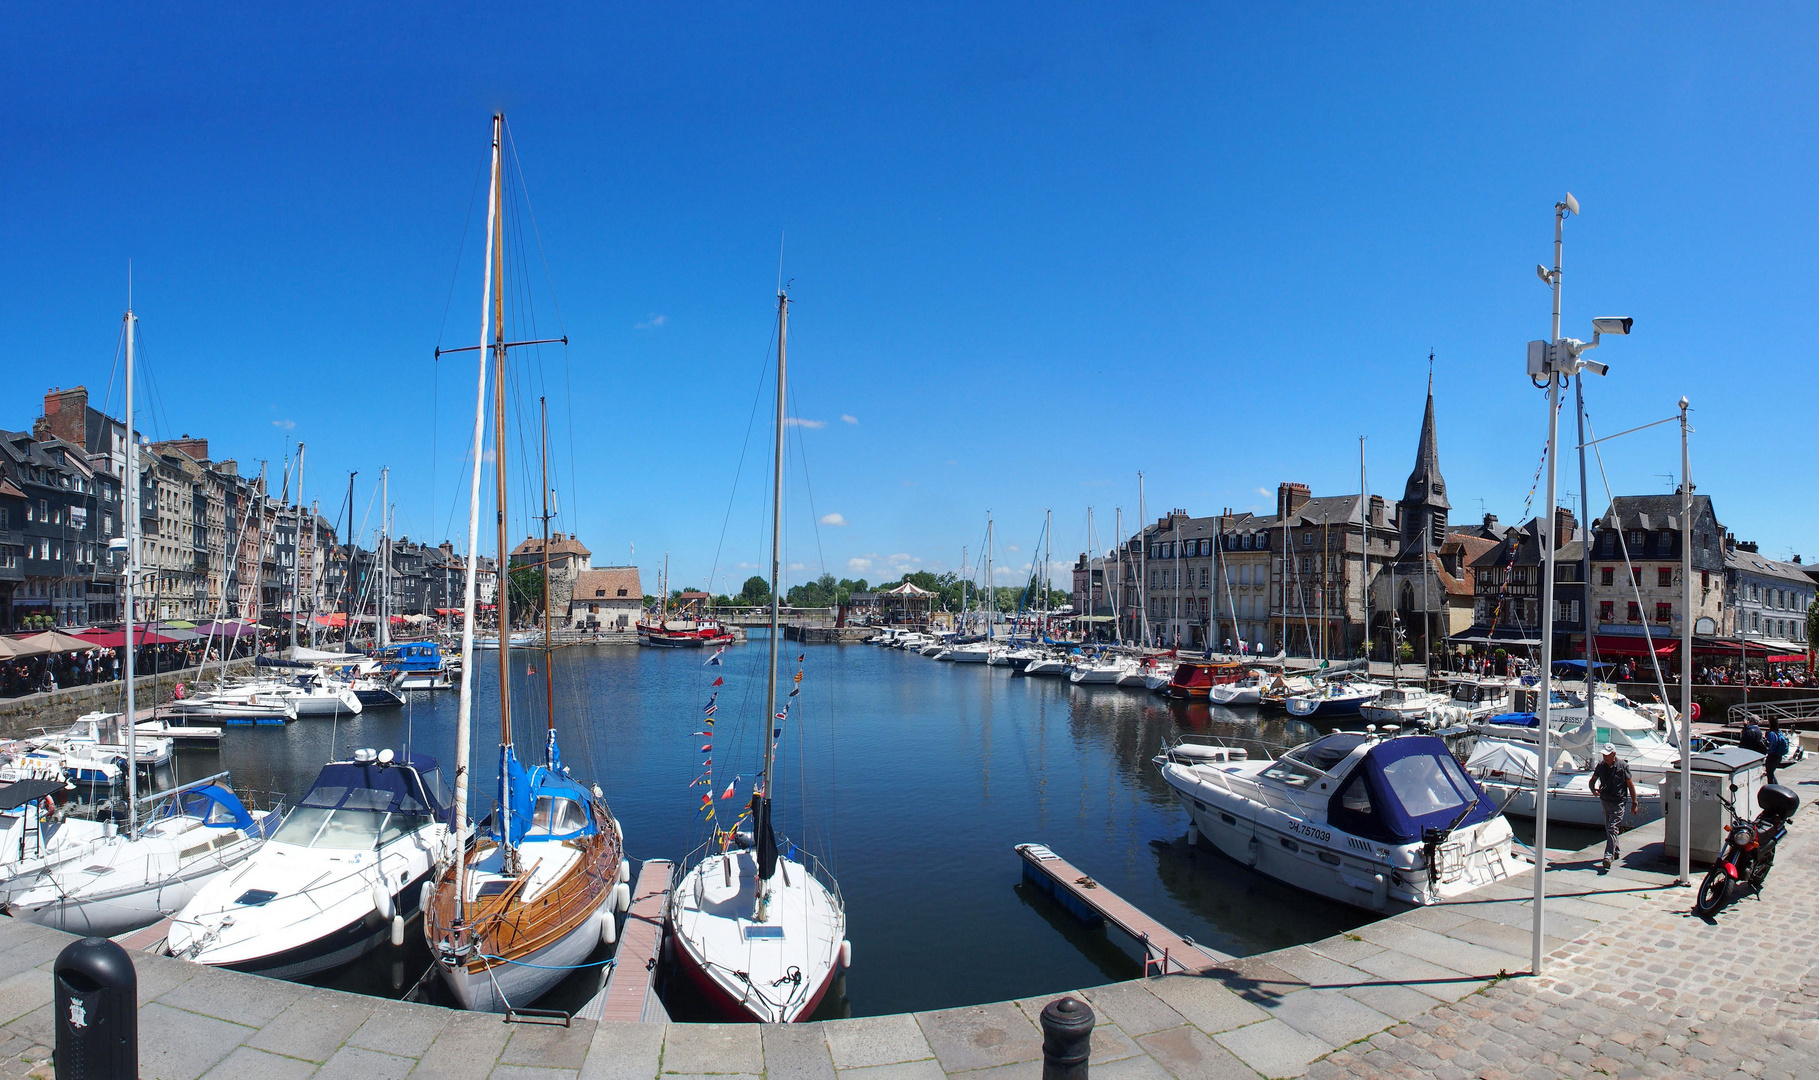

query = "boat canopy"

[
  {"left": 1488, "top": 712, "right": 1539, "bottom": 728},
  {"left": 1464, "top": 741, "right": 1541, "bottom": 781},
  {"left": 0, "top": 779, "right": 68, "bottom": 810},
  {"left": 299, "top": 754, "right": 450, "bottom": 823},
  {"left": 496, "top": 736, "right": 597, "bottom": 846},
  {"left": 382, "top": 641, "right": 444, "bottom": 670},
  {"left": 158, "top": 784, "right": 257, "bottom": 830},
  {"left": 1327, "top": 735, "right": 1498, "bottom": 845}
]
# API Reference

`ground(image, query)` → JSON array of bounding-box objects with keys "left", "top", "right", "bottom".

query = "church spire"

[{"left": 1399, "top": 359, "right": 1449, "bottom": 550}]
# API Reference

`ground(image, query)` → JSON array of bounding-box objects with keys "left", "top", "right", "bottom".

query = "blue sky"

[{"left": 5, "top": 4, "right": 1815, "bottom": 594}]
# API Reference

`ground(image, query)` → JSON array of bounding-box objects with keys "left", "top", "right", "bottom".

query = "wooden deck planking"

[
  {"left": 114, "top": 916, "right": 172, "bottom": 953},
  {"left": 578, "top": 858, "right": 674, "bottom": 1023},
  {"left": 1015, "top": 843, "right": 1225, "bottom": 975}
]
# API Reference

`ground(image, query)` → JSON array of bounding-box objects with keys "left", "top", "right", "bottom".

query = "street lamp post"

[{"left": 1525, "top": 192, "right": 1631, "bottom": 974}]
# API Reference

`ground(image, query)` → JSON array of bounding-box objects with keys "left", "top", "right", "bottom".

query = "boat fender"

[
  {"left": 839, "top": 939, "right": 853, "bottom": 970},
  {"left": 661, "top": 934, "right": 674, "bottom": 963},
  {"left": 1186, "top": 824, "right": 1199, "bottom": 848},
  {"left": 390, "top": 914, "right": 406, "bottom": 947},
  {"left": 614, "top": 882, "right": 631, "bottom": 913},
  {"left": 372, "top": 882, "right": 394, "bottom": 922},
  {"left": 618, "top": 859, "right": 631, "bottom": 885},
  {"left": 1245, "top": 836, "right": 1260, "bottom": 868},
  {"left": 1371, "top": 873, "right": 1388, "bottom": 911},
  {"left": 420, "top": 881, "right": 434, "bottom": 916},
  {"left": 600, "top": 909, "right": 618, "bottom": 946}
]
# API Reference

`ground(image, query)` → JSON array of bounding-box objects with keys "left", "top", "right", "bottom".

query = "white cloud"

[
  {"left": 784, "top": 417, "right": 826, "bottom": 429},
  {"left": 1007, "top": 545, "right": 1021, "bottom": 553},
  {"left": 841, "top": 414, "right": 858, "bottom": 425},
  {"left": 636, "top": 314, "right": 667, "bottom": 330},
  {"left": 819, "top": 512, "right": 847, "bottom": 526},
  {"left": 788, "top": 562, "right": 807, "bottom": 571},
  {"left": 1255, "top": 487, "right": 1271, "bottom": 497},
  {"left": 272, "top": 419, "right": 296, "bottom": 430},
  {"left": 847, "top": 557, "right": 873, "bottom": 572},
  {"left": 887, "top": 553, "right": 919, "bottom": 565}
]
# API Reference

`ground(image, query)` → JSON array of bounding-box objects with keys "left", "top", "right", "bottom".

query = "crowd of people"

[{"left": 0, "top": 636, "right": 266, "bottom": 699}]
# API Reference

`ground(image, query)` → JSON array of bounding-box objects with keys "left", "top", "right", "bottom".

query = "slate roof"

[
  {"left": 570, "top": 566, "right": 642, "bottom": 603},
  {"left": 1595, "top": 494, "right": 1718, "bottom": 534}
]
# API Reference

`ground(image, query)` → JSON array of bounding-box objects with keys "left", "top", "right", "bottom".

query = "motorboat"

[
  {"left": 1023, "top": 653, "right": 1069, "bottom": 677},
  {"left": 10, "top": 774, "right": 278, "bottom": 936},
  {"left": 1166, "top": 660, "right": 1244, "bottom": 700},
  {"left": 1068, "top": 654, "right": 1132, "bottom": 685},
  {"left": 377, "top": 640, "right": 455, "bottom": 691},
  {"left": 999, "top": 646, "right": 1043, "bottom": 672},
  {"left": 945, "top": 641, "right": 997, "bottom": 664},
  {"left": 1155, "top": 730, "right": 1517, "bottom": 911},
  {"left": 1285, "top": 677, "right": 1384, "bottom": 718},
  {"left": 167, "top": 749, "right": 450, "bottom": 978},
  {"left": 1358, "top": 686, "right": 1450, "bottom": 727},
  {"left": 1465, "top": 697, "right": 1681, "bottom": 786},
  {"left": 477, "top": 631, "right": 541, "bottom": 650},
  {"left": 0, "top": 778, "right": 108, "bottom": 906},
  {"left": 1463, "top": 740, "right": 1663, "bottom": 826},
  {"left": 1207, "top": 669, "right": 1270, "bottom": 706},
  {"left": 1116, "top": 656, "right": 1163, "bottom": 687}
]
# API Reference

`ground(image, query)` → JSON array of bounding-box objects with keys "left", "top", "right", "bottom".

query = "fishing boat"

[
  {"left": 423, "top": 116, "right": 626, "bottom": 1014},
  {"left": 166, "top": 749, "right": 449, "bottom": 977},
  {"left": 1155, "top": 730, "right": 1517, "bottom": 910},
  {"left": 1165, "top": 659, "right": 1244, "bottom": 700},
  {"left": 668, "top": 288, "right": 849, "bottom": 1024}
]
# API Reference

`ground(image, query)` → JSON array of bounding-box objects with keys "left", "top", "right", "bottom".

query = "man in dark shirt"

[
  {"left": 1739, "top": 720, "right": 1768, "bottom": 754},
  {"left": 1589, "top": 744, "right": 1640, "bottom": 870}
]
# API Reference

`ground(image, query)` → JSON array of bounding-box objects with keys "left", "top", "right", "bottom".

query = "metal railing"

[{"left": 1727, "top": 697, "right": 1819, "bottom": 728}]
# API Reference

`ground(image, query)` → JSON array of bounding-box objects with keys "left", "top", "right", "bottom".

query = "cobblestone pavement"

[{"left": 2, "top": 759, "right": 1813, "bottom": 1079}]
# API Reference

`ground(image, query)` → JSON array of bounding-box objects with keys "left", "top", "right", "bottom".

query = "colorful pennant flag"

[
  {"left": 794, "top": 670, "right": 803, "bottom": 684},
  {"left": 705, "top": 647, "right": 726, "bottom": 666},
  {"left": 788, "top": 686, "right": 800, "bottom": 697},
  {"left": 721, "top": 779, "right": 737, "bottom": 800},
  {"left": 712, "top": 677, "right": 724, "bottom": 687}
]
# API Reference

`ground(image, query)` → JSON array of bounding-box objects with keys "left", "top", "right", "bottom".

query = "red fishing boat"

[{"left": 1165, "top": 659, "right": 1244, "bottom": 700}]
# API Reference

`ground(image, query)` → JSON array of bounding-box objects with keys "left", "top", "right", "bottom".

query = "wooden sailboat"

[
  {"left": 423, "top": 114, "right": 627, "bottom": 1014},
  {"left": 667, "top": 289, "right": 849, "bottom": 1024}
]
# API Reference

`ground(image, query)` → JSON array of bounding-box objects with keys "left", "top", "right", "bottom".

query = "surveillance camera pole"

[{"left": 1531, "top": 196, "right": 1570, "bottom": 976}]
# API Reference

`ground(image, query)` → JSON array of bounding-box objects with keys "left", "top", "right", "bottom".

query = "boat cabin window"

[
  {"left": 1338, "top": 772, "right": 1372, "bottom": 813},
  {"left": 1380, "top": 753, "right": 1477, "bottom": 817},
  {"left": 531, "top": 796, "right": 589, "bottom": 836},
  {"left": 1289, "top": 732, "right": 1369, "bottom": 772}
]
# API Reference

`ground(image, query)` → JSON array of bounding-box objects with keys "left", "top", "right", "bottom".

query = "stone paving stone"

[
  {"left": 1353, "top": 921, "right": 1525, "bottom": 978},
  {"left": 1212, "top": 1019, "right": 1330, "bottom": 1079},
  {"left": 0, "top": 974, "right": 49, "bottom": 1030},
  {"left": 1077, "top": 983, "right": 1188, "bottom": 1038},
  {"left": 941, "top": 1059, "right": 1041, "bottom": 1080},
  {"left": 415, "top": 1010, "right": 514, "bottom": 1080},
  {"left": 761, "top": 1020, "right": 838, "bottom": 1080},
  {"left": 502, "top": 1019, "right": 600, "bottom": 1071},
  {"left": 136, "top": 1000, "right": 254, "bottom": 1080},
  {"left": 1350, "top": 949, "right": 1485, "bottom": 1003},
  {"left": 155, "top": 963, "right": 308, "bottom": 1027},
  {"left": 1392, "top": 905, "right": 1474, "bottom": 935},
  {"left": 197, "top": 1045, "right": 321, "bottom": 1080},
  {"left": 832, "top": 1061, "right": 947, "bottom": 1080},
  {"left": 1264, "top": 947, "right": 1371, "bottom": 991},
  {"left": 1204, "top": 958, "right": 1306, "bottom": 1005},
  {"left": 1, "top": 1005, "right": 52, "bottom": 1049},
  {"left": 913, "top": 1001, "right": 1041, "bottom": 1073},
  {"left": 1332, "top": 980, "right": 1450, "bottom": 1023},
  {"left": 1445, "top": 915, "right": 1563, "bottom": 959},
  {"left": 490, "top": 1067, "right": 581, "bottom": 1080},
  {"left": 1145, "top": 976, "right": 1269, "bottom": 1035},
  {"left": 318, "top": 1044, "right": 417, "bottom": 1080},
  {"left": 1135, "top": 1025, "right": 1260, "bottom": 1080},
  {"left": 1086, "top": 1052, "right": 1178, "bottom": 1080},
  {"left": 824, "top": 1014, "right": 934, "bottom": 1069},
  {"left": 348, "top": 998, "right": 453, "bottom": 1058},
  {"left": 1259, "top": 988, "right": 1396, "bottom": 1049},
  {"left": 579, "top": 1021, "right": 665, "bottom": 1080},
  {"left": 1302, "top": 934, "right": 1385, "bottom": 967},
  {"left": 247, "top": 985, "right": 379, "bottom": 1062},
  {"left": 131, "top": 952, "right": 203, "bottom": 1008},
  {"left": 661, "top": 1021, "right": 764, "bottom": 1075},
  {"left": 1460, "top": 899, "right": 1599, "bottom": 941}
]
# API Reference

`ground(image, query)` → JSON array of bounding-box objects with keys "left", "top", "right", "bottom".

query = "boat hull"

[
  {"left": 194, "top": 866, "right": 436, "bottom": 980},
  {"left": 439, "top": 904, "right": 609, "bottom": 1013},
  {"left": 671, "top": 927, "right": 840, "bottom": 1023}
]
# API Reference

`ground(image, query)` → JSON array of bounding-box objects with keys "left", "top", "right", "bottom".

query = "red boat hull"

[{"left": 670, "top": 932, "right": 839, "bottom": 1023}]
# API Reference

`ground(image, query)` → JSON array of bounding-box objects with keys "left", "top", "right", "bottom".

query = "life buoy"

[{"left": 1689, "top": 702, "right": 1701, "bottom": 721}]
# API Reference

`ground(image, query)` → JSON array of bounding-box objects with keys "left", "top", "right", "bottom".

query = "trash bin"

[
  {"left": 1662, "top": 746, "right": 1766, "bottom": 865},
  {"left": 54, "top": 936, "right": 137, "bottom": 1079}
]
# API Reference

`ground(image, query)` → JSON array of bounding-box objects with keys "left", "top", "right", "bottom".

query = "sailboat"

[
  {"left": 667, "top": 289, "right": 849, "bottom": 1024},
  {"left": 9, "top": 296, "right": 278, "bottom": 936},
  {"left": 423, "top": 114, "right": 627, "bottom": 1015}
]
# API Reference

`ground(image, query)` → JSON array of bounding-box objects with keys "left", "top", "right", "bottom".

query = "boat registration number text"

[{"left": 1286, "top": 822, "right": 1331, "bottom": 844}]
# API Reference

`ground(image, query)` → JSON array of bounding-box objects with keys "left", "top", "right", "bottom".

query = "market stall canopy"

[
  {"left": 79, "top": 627, "right": 182, "bottom": 647},
  {"left": 22, "top": 631, "right": 101, "bottom": 653},
  {"left": 195, "top": 621, "right": 258, "bottom": 637},
  {"left": 314, "top": 613, "right": 349, "bottom": 628},
  {"left": 0, "top": 636, "right": 54, "bottom": 659},
  {"left": 152, "top": 626, "right": 202, "bottom": 642},
  {"left": 162, "top": 620, "right": 198, "bottom": 629},
  {"left": 1592, "top": 634, "right": 1678, "bottom": 658}
]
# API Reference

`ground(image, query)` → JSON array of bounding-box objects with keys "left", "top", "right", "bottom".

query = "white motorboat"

[
  {"left": 946, "top": 642, "right": 996, "bottom": 664},
  {"left": 996, "top": 646, "right": 1039, "bottom": 669},
  {"left": 1207, "top": 669, "right": 1269, "bottom": 706},
  {"left": 168, "top": 750, "right": 450, "bottom": 979},
  {"left": 1463, "top": 740, "right": 1662, "bottom": 826},
  {"left": 1067, "top": 655, "right": 1131, "bottom": 684},
  {"left": 1467, "top": 692, "right": 1680, "bottom": 786},
  {"left": 1023, "top": 654, "right": 1069, "bottom": 677},
  {"left": 1285, "top": 677, "right": 1385, "bottom": 718},
  {"left": 10, "top": 775, "right": 277, "bottom": 937},
  {"left": 1156, "top": 730, "right": 1516, "bottom": 910},
  {"left": 1358, "top": 687, "right": 1450, "bottom": 727},
  {"left": 0, "top": 779, "right": 109, "bottom": 905}
]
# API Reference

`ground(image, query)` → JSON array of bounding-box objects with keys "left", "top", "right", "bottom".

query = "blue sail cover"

[
  {"left": 160, "top": 785, "right": 257, "bottom": 831},
  {"left": 300, "top": 755, "right": 452, "bottom": 824},
  {"left": 1487, "top": 712, "right": 1540, "bottom": 728},
  {"left": 1327, "top": 736, "right": 1499, "bottom": 845},
  {"left": 495, "top": 734, "right": 598, "bottom": 846}
]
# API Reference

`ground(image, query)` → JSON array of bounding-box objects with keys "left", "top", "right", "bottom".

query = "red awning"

[
  {"left": 1768, "top": 654, "right": 1808, "bottom": 664},
  {"left": 314, "top": 613, "right": 349, "bottom": 628},
  {"left": 80, "top": 629, "right": 181, "bottom": 647},
  {"left": 1691, "top": 637, "right": 1783, "bottom": 660},
  {"left": 1593, "top": 634, "right": 1679, "bottom": 658}
]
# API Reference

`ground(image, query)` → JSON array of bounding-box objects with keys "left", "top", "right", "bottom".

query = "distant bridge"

[{"left": 705, "top": 606, "right": 842, "bottom": 629}]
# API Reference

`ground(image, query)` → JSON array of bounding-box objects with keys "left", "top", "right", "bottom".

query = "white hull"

[
  {"left": 442, "top": 904, "right": 609, "bottom": 1013},
  {"left": 1068, "top": 664, "right": 1125, "bottom": 684},
  {"left": 1207, "top": 685, "right": 1262, "bottom": 706},
  {"left": 1478, "top": 780, "right": 1662, "bottom": 826},
  {"left": 669, "top": 849, "right": 844, "bottom": 1023},
  {"left": 1024, "top": 658, "right": 1067, "bottom": 677}
]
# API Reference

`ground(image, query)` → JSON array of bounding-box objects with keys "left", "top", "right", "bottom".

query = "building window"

[
  {"left": 1752, "top": 612, "right": 1760, "bottom": 632},
  {"left": 1599, "top": 601, "right": 1614, "bottom": 623},
  {"left": 1632, "top": 568, "right": 1643, "bottom": 586},
  {"left": 1627, "top": 602, "right": 1641, "bottom": 623},
  {"left": 1600, "top": 567, "right": 1614, "bottom": 587},
  {"left": 1629, "top": 530, "right": 1644, "bottom": 548},
  {"left": 1658, "top": 568, "right": 1673, "bottom": 588},
  {"left": 1570, "top": 600, "right": 1581, "bottom": 623},
  {"left": 1654, "top": 602, "right": 1672, "bottom": 624}
]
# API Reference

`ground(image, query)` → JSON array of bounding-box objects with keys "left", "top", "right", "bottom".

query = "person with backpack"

[
  {"left": 1765, "top": 718, "right": 1789, "bottom": 786},
  {"left": 1740, "top": 718, "right": 1768, "bottom": 755}
]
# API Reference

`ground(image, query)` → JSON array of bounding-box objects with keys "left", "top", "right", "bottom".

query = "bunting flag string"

[
  {"left": 721, "top": 778, "right": 737, "bottom": 800},
  {"left": 712, "top": 677, "right": 724, "bottom": 687},
  {"left": 705, "top": 646, "right": 727, "bottom": 666}
]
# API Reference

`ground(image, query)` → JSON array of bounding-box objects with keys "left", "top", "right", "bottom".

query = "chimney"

[
  {"left": 1277, "top": 482, "right": 1311, "bottom": 519},
  {"left": 1483, "top": 513, "right": 1499, "bottom": 532},
  {"left": 1368, "top": 494, "right": 1386, "bottom": 526},
  {"left": 156, "top": 436, "right": 209, "bottom": 462},
  {"left": 1554, "top": 507, "right": 1577, "bottom": 548},
  {"left": 40, "top": 386, "right": 89, "bottom": 448}
]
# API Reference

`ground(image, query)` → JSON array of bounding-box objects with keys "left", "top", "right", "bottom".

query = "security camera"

[
  {"left": 1582, "top": 359, "right": 1609, "bottom": 377},
  {"left": 1591, "top": 317, "right": 1632, "bottom": 336}
]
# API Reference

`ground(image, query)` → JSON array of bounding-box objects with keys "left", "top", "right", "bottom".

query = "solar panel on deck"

[{"left": 476, "top": 880, "right": 513, "bottom": 898}]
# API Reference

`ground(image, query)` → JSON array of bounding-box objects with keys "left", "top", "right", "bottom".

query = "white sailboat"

[
  {"left": 422, "top": 115, "right": 625, "bottom": 1015},
  {"left": 668, "top": 288, "right": 848, "bottom": 1024}
]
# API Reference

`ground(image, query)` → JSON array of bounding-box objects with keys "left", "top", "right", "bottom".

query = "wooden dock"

[
  {"left": 1015, "top": 843, "right": 1227, "bottom": 976},
  {"left": 578, "top": 858, "right": 674, "bottom": 1023}
]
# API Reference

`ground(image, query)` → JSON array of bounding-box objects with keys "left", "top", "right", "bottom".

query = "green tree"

[
  {"left": 1807, "top": 600, "right": 1819, "bottom": 654},
  {"left": 507, "top": 566, "right": 546, "bottom": 621},
  {"left": 737, "top": 575, "right": 771, "bottom": 607}
]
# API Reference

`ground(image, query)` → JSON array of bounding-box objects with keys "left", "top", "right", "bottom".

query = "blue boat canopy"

[
  {"left": 1487, "top": 712, "right": 1539, "bottom": 728},
  {"left": 496, "top": 735, "right": 597, "bottom": 846},
  {"left": 1327, "top": 736, "right": 1498, "bottom": 845},
  {"left": 299, "top": 754, "right": 451, "bottom": 823},
  {"left": 383, "top": 641, "right": 444, "bottom": 671},
  {"left": 160, "top": 784, "right": 256, "bottom": 831}
]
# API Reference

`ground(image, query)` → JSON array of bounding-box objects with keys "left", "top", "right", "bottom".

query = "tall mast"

[
  {"left": 985, "top": 516, "right": 994, "bottom": 635},
  {"left": 1113, "top": 508, "right": 1124, "bottom": 645},
  {"left": 539, "top": 397, "right": 556, "bottom": 752},
  {"left": 451, "top": 113, "right": 502, "bottom": 918},
  {"left": 1137, "top": 472, "right": 1148, "bottom": 646},
  {"left": 1360, "top": 436, "right": 1370, "bottom": 663},
  {"left": 490, "top": 113, "right": 513, "bottom": 764},
  {"left": 123, "top": 292, "right": 139, "bottom": 840},
  {"left": 756, "top": 289, "right": 789, "bottom": 921},
  {"left": 1045, "top": 509, "right": 1053, "bottom": 630},
  {"left": 292, "top": 443, "right": 305, "bottom": 651},
  {"left": 380, "top": 467, "right": 390, "bottom": 650}
]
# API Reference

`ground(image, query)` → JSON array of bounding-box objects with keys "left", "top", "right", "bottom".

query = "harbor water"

[{"left": 170, "top": 636, "right": 1395, "bottom": 1018}]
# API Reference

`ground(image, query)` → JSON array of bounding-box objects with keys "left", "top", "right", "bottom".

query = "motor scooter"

[{"left": 1693, "top": 782, "right": 1799, "bottom": 919}]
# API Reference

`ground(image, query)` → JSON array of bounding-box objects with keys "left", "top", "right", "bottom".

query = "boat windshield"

[
  {"left": 271, "top": 806, "right": 430, "bottom": 849},
  {"left": 1262, "top": 732, "right": 1369, "bottom": 787}
]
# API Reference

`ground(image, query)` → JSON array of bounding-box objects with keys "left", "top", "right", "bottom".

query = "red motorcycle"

[{"left": 1694, "top": 782, "right": 1799, "bottom": 919}]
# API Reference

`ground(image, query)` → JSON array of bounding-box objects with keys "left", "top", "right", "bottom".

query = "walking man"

[
  {"left": 1589, "top": 743, "right": 1639, "bottom": 870},
  {"left": 1765, "top": 718, "right": 1789, "bottom": 786}
]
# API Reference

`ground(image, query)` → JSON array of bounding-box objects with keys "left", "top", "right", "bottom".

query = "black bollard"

[
  {"left": 1039, "top": 995, "right": 1094, "bottom": 1080},
  {"left": 53, "top": 936, "right": 137, "bottom": 1080}
]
